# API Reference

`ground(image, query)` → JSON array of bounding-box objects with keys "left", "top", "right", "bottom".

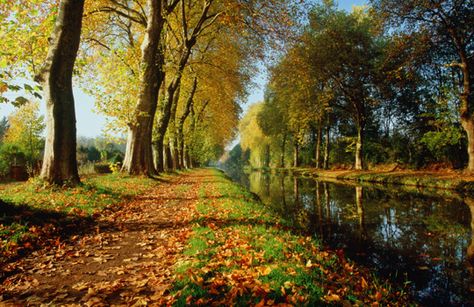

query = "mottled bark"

[
  {"left": 122, "top": 0, "right": 165, "bottom": 176},
  {"left": 35, "top": 0, "right": 85, "bottom": 185}
]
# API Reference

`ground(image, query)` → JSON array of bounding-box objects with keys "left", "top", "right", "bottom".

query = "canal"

[{"left": 227, "top": 169, "right": 474, "bottom": 305}]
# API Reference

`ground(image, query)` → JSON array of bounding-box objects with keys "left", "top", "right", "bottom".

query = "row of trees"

[
  {"left": 238, "top": 0, "right": 473, "bottom": 171},
  {"left": 0, "top": 0, "right": 302, "bottom": 184}
]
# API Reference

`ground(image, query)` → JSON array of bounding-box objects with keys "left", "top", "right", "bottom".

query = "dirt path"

[{"left": 1, "top": 170, "right": 206, "bottom": 305}]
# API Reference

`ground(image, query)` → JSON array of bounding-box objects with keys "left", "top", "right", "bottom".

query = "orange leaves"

[
  {"left": 0, "top": 170, "right": 410, "bottom": 305},
  {"left": 323, "top": 293, "right": 341, "bottom": 302}
]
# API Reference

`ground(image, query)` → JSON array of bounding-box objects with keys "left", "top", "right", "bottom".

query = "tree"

[
  {"left": 34, "top": 0, "right": 85, "bottom": 185},
  {"left": 370, "top": 0, "right": 474, "bottom": 170},
  {"left": 259, "top": 90, "right": 290, "bottom": 168},
  {"left": 307, "top": 4, "right": 383, "bottom": 170},
  {"left": 0, "top": 0, "right": 55, "bottom": 105},
  {"left": 0, "top": 117, "right": 9, "bottom": 143},
  {"left": 4, "top": 101, "right": 45, "bottom": 164},
  {"left": 121, "top": 0, "right": 179, "bottom": 176},
  {"left": 240, "top": 103, "right": 272, "bottom": 168}
]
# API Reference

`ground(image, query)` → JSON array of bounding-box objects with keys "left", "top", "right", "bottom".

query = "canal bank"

[{"left": 249, "top": 167, "right": 474, "bottom": 193}]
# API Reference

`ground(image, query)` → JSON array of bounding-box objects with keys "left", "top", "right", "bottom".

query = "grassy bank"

[
  {"left": 166, "top": 169, "right": 410, "bottom": 305},
  {"left": 0, "top": 174, "right": 162, "bottom": 262},
  {"left": 252, "top": 167, "right": 474, "bottom": 192}
]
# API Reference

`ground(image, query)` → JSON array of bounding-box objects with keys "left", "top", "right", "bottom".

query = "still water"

[{"left": 228, "top": 170, "right": 474, "bottom": 305}]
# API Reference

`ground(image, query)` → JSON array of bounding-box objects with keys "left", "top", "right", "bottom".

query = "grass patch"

[
  {"left": 0, "top": 174, "right": 161, "bottom": 261},
  {"left": 170, "top": 169, "right": 410, "bottom": 306}
]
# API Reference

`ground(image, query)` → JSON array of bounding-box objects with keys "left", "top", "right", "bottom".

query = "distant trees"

[
  {"left": 240, "top": 0, "right": 472, "bottom": 171},
  {"left": 0, "top": 102, "right": 45, "bottom": 177},
  {"left": 370, "top": 0, "right": 474, "bottom": 170},
  {"left": 4, "top": 102, "right": 45, "bottom": 164}
]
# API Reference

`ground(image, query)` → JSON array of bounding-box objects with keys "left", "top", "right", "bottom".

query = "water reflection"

[{"left": 232, "top": 171, "right": 474, "bottom": 305}]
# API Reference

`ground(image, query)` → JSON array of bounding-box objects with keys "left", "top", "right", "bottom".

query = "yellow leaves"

[
  {"left": 323, "top": 293, "right": 341, "bottom": 302},
  {"left": 258, "top": 266, "right": 272, "bottom": 276}
]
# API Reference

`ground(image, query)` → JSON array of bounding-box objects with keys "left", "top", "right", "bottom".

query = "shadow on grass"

[{"left": 0, "top": 198, "right": 100, "bottom": 282}]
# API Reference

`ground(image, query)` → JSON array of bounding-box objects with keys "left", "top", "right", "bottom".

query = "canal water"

[{"left": 226, "top": 170, "right": 474, "bottom": 305}]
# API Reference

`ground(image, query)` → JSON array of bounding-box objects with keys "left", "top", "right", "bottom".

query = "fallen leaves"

[{"left": 0, "top": 170, "right": 411, "bottom": 306}]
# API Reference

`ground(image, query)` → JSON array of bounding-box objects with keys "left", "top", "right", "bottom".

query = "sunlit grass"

[{"left": 172, "top": 169, "right": 408, "bottom": 305}]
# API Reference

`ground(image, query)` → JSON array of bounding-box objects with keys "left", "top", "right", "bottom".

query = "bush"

[
  {"left": 93, "top": 163, "right": 112, "bottom": 174},
  {"left": 0, "top": 144, "right": 26, "bottom": 178}
]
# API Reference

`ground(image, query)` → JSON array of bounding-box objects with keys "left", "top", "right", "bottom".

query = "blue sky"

[{"left": 0, "top": 0, "right": 367, "bottom": 138}]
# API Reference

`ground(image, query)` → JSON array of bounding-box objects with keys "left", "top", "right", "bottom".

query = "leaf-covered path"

[{"left": 1, "top": 170, "right": 203, "bottom": 305}]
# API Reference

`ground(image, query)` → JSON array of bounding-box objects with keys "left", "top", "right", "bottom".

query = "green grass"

[
  {"left": 0, "top": 174, "right": 159, "bottom": 215},
  {"left": 0, "top": 173, "right": 162, "bottom": 260},
  {"left": 170, "top": 169, "right": 409, "bottom": 306}
]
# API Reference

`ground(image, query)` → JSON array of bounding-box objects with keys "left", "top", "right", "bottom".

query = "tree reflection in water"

[{"left": 235, "top": 170, "right": 474, "bottom": 304}]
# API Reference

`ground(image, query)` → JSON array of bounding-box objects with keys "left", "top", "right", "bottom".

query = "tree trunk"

[
  {"left": 165, "top": 143, "right": 173, "bottom": 171},
  {"left": 35, "top": 0, "right": 84, "bottom": 185},
  {"left": 324, "top": 125, "right": 330, "bottom": 170},
  {"left": 170, "top": 137, "right": 179, "bottom": 170},
  {"left": 154, "top": 141, "right": 164, "bottom": 172},
  {"left": 459, "top": 56, "right": 474, "bottom": 171},
  {"left": 188, "top": 154, "right": 193, "bottom": 169},
  {"left": 168, "top": 82, "right": 181, "bottom": 170},
  {"left": 315, "top": 123, "right": 322, "bottom": 169},
  {"left": 183, "top": 144, "right": 189, "bottom": 168},
  {"left": 293, "top": 141, "right": 299, "bottom": 168},
  {"left": 154, "top": 70, "right": 184, "bottom": 172},
  {"left": 355, "top": 125, "right": 364, "bottom": 170},
  {"left": 122, "top": 0, "right": 164, "bottom": 176},
  {"left": 264, "top": 144, "right": 271, "bottom": 168},
  {"left": 152, "top": 1, "right": 214, "bottom": 171},
  {"left": 280, "top": 134, "right": 286, "bottom": 168},
  {"left": 178, "top": 78, "right": 197, "bottom": 169}
]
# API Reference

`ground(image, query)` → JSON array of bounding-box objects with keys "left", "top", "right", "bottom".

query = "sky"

[{"left": 0, "top": 0, "right": 367, "bottom": 139}]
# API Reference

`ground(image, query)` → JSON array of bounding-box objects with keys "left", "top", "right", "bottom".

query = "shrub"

[{"left": 93, "top": 163, "right": 112, "bottom": 174}]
